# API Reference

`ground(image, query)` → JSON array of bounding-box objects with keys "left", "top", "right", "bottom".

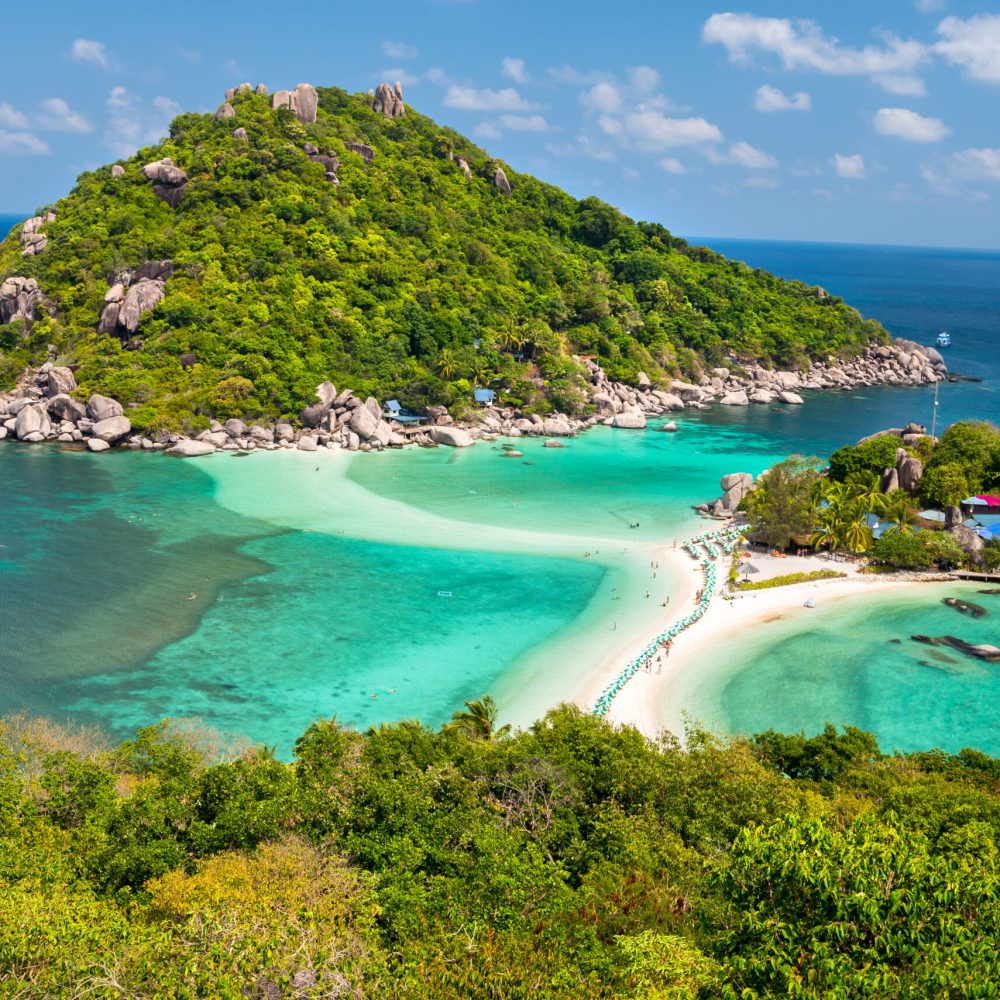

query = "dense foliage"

[
  {"left": 0, "top": 85, "right": 885, "bottom": 432},
  {"left": 743, "top": 421, "right": 1000, "bottom": 562},
  {"left": 1, "top": 710, "right": 998, "bottom": 998}
]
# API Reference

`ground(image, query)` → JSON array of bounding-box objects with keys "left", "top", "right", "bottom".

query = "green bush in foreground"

[{"left": 1, "top": 708, "right": 998, "bottom": 998}]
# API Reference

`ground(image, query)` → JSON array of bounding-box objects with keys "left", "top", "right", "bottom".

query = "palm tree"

[
  {"left": 435, "top": 348, "right": 460, "bottom": 380},
  {"left": 842, "top": 503, "right": 874, "bottom": 556},
  {"left": 446, "top": 696, "right": 511, "bottom": 741},
  {"left": 810, "top": 520, "right": 841, "bottom": 555},
  {"left": 499, "top": 325, "right": 525, "bottom": 356},
  {"left": 469, "top": 358, "right": 491, "bottom": 388},
  {"left": 881, "top": 490, "right": 917, "bottom": 535}
]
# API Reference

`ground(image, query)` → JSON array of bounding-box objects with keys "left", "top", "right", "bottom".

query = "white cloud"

[
  {"left": 916, "top": 0, "right": 947, "bottom": 12},
  {"left": 499, "top": 113, "right": 548, "bottom": 132},
  {"left": 727, "top": 140, "right": 778, "bottom": 168},
  {"left": 703, "top": 13, "right": 927, "bottom": 82},
  {"left": 873, "top": 74, "right": 927, "bottom": 95},
  {"left": 223, "top": 58, "right": 245, "bottom": 79},
  {"left": 104, "top": 87, "right": 179, "bottom": 158},
  {"left": 753, "top": 84, "right": 810, "bottom": 112},
  {"left": 474, "top": 122, "right": 502, "bottom": 140},
  {"left": 0, "top": 130, "right": 49, "bottom": 155},
  {"left": 746, "top": 175, "right": 779, "bottom": 189},
  {"left": 582, "top": 82, "right": 623, "bottom": 114},
  {"left": 381, "top": 40, "right": 417, "bottom": 59},
  {"left": 545, "top": 133, "right": 617, "bottom": 162},
  {"left": 0, "top": 103, "right": 29, "bottom": 129},
  {"left": 501, "top": 57, "right": 527, "bottom": 83},
  {"left": 379, "top": 67, "right": 421, "bottom": 86},
  {"left": 443, "top": 86, "right": 538, "bottom": 111},
  {"left": 659, "top": 157, "right": 686, "bottom": 174},
  {"left": 600, "top": 110, "right": 723, "bottom": 150},
  {"left": 935, "top": 14, "right": 1000, "bottom": 83},
  {"left": 942, "top": 147, "right": 1000, "bottom": 181},
  {"left": 832, "top": 153, "right": 866, "bottom": 178},
  {"left": 71, "top": 39, "right": 111, "bottom": 70},
  {"left": 873, "top": 107, "right": 949, "bottom": 142},
  {"left": 37, "top": 97, "right": 92, "bottom": 133},
  {"left": 628, "top": 65, "right": 661, "bottom": 94}
]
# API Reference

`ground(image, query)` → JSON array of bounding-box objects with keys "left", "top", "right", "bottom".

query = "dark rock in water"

[
  {"left": 888, "top": 638, "right": 902, "bottom": 644},
  {"left": 943, "top": 596, "right": 987, "bottom": 618},
  {"left": 911, "top": 634, "right": 1000, "bottom": 662},
  {"left": 978, "top": 588, "right": 1000, "bottom": 595}
]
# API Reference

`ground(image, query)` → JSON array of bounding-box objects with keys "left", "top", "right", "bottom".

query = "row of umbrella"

[{"left": 593, "top": 525, "right": 745, "bottom": 718}]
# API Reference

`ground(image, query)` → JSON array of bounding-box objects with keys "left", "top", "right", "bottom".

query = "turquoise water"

[
  {"left": 1, "top": 237, "right": 999, "bottom": 755},
  {"left": 671, "top": 583, "right": 1000, "bottom": 755}
]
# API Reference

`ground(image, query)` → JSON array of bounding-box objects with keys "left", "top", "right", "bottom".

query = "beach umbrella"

[{"left": 738, "top": 560, "right": 760, "bottom": 583}]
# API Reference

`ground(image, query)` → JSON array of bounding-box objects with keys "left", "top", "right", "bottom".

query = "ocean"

[{"left": 1, "top": 225, "right": 998, "bottom": 755}]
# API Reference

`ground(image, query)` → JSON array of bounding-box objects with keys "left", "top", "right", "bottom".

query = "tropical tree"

[
  {"left": 742, "top": 457, "right": 823, "bottom": 549},
  {"left": 881, "top": 489, "right": 917, "bottom": 535},
  {"left": 445, "top": 696, "right": 511, "bottom": 741},
  {"left": 435, "top": 348, "right": 460, "bottom": 380}
]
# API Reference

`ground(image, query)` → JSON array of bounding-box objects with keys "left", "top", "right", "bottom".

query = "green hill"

[{"left": 0, "top": 82, "right": 886, "bottom": 433}]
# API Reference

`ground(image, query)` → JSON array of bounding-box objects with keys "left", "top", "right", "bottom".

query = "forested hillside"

[
  {"left": 0, "top": 83, "right": 885, "bottom": 431},
  {"left": 1, "top": 708, "right": 997, "bottom": 997}
]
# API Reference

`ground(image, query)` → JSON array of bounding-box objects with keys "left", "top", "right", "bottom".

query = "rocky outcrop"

[
  {"left": 347, "top": 142, "right": 374, "bottom": 164},
  {"left": 255, "top": 83, "right": 268, "bottom": 96},
  {"left": 233, "top": 127, "right": 248, "bottom": 142},
  {"left": 92, "top": 415, "right": 131, "bottom": 443},
  {"left": 372, "top": 81, "right": 406, "bottom": 118},
  {"left": 494, "top": 167, "right": 512, "bottom": 196},
  {"left": 141, "top": 157, "right": 187, "bottom": 207},
  {"left": 167, "top": 439, "right": 215, "bottom": 457},
  {"left": 896, "top": 448, "right": 924, "bottom": 493},
  {"left": 86, "top": 394, "right": 124, "bottom": 422},
  {"left": 696, "top": 472, "right": 757, "bottom": 519},
  {"left": 215, "top": 102, "right": 236, "bottom": 119},
  {"left": 98, "top": 262, "right": 172, "bottom": 338},
  {"left": 720, "top": 390, "right": 749, "bottom": 406},
  {"left": 110, "top": 164, "right": 125, "bottom": 178},
  {"left": 428, "top": 425, "right": 474, "bottom": 448},
  {"left": 456, "top": 157, "right": 472, "bottom": 179},
  {"left": 20, "top": 212, "right": 55, "bottom": 256},
  {"left": 271, "top": 83, "right": 318, "bottom": 124},
  {"left": 944, "top": 505, "right": 985, "bottom": 566},
  {"left": 611, "top": 408, "right": 646, "bottom": 429},
  {"left": 0, "top": 277, "right": 43, "bottom": 327}
]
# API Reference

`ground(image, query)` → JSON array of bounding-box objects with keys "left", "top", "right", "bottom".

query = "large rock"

[
  {"left": 46, "top": 394, "right": 87, "bottom": 423},
  {"left": 0, "top": 276, "right": 43, "bottom": 326},
  {"left": 349, "top": 404, "right": 380, "bottom": 441},
  {"left": 881, "top": 467, "right": 900, "bottom": 493},
  {"left": 14, "top": 404, "right": 51, "bottom": 440},
  {"left": 669, "top": 380, "right": 705, "bottom": 403},
  {"left": 167, "top": 439, "right": 216, "bottom": 457},
  {"left": 224, "top": 418, "right": 248, "bottom": 438},
  {"left": 86, "top": 394, "right": 124, "bottom": 422},
  {"left": 897, "top": 451, "right": 924, "bottom": 493},
  {"left": 372, "top": 81, "right": 406, "bottom": 118},
  {"left": 611, "top": 409, "right": 647, "bottom": 429},
  {"left": 87, "top": 438, "right": 110, "bottom": 453},
  {"left": 141, "top": 157, "right": 187, "bottom": 186},
  {"left": 20, "top": 212, "right": 55, "bottom": 256},
  {"left": 110, "top": 164, "right": 125, "bottom": 178},
  {"left": 271, "top": 83, "right": 318, "bottom": 124},
  {"left": 542, "top": 415, "right": 574, "bottom": 436},
  {"left": 92, "top": 415, "right": 131, "bottom": 443},
  {"left": 297, "top": 435, "right": 318, "bottom": 452},
  {"left": 45, "top": 366, "right": 76, "bottom": 397},
  {"left": 347, "top": 142, "right": 375, "bottom": 163},
  {"left": 778, "top": 391, "right": 804, "bottom": 405},
  {"left": 720, "top": 473, "right": 754, "bottom": 511},
  {"left": 494, "top": 167, "right": 512, "bottom": 196},
  {"left": 720, "top": 390, "right": 749, "bottom": 406},
  {"left": 316, "top": 381, "right": 337, "bottom": 406},
  {"left": 215, "top": 102, "right": 236, "bottom": 119},
  {"left": 118, "top": 279, "right": 165, "bottom": 334},
  {"left": 428, "top": 425, "right": 474, "bottom": 447}
]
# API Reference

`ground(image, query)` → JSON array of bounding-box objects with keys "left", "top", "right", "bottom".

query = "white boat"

[{"left": 936, "top": 331, "right": 951, "bottom": 347}]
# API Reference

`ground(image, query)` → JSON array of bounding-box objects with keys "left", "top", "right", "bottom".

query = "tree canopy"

[{"left": 0, "top": 85, "right": 886, "bottom": 432}]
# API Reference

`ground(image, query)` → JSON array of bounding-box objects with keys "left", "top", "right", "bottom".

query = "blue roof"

[
  {"left": 473, "top": 388, "right": 495, "bottom": 403},
  {"left": 385, "top": 399, "right": 402, "bottom": 412}
]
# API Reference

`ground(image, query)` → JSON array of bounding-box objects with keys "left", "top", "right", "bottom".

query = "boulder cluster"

[
  {"left": 98, "top": 260, "right": 173, "bottom": 341},
  {"left": 372, "top": 81, "right": 406, "bottom": 118},
  {"left": 141, "top": 157, "right": 188, "bottom": 208},
  {"left": 303, "top": 143, "right": 340, "bottom": 185},
  {"left": 20, "top": 212, "right": 55, "bottom": 257},
  {"left": 696, "top": 473, "right": 757, "bottom": 520},
  {"left": 0, "top": 276, "right": 45, "bottom": 328},
  {"left": 0, "top": 364, "right": 131, "bottom": 450},
  {"left": 271, "top": 84, "right": 318, "bottom": 124}
]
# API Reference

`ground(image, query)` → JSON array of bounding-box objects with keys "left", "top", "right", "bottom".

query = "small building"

[
  {"left": 383, "top": 399, "right": 427, "bottom": 424},
  {"left": 473, "top": 388, "right": 495, "bottom": 406}
]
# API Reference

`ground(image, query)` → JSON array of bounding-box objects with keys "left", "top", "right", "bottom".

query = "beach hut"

[
  {"left": 473, "top": 388, "right": 496, "bottom": 406},
  {"left": 383, "top": 399, "right": 427, "bottom": 424}
]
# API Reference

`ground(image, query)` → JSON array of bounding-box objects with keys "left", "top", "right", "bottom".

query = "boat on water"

[{"left": 936, "top": 331, "right": 951, "bottom": 347}]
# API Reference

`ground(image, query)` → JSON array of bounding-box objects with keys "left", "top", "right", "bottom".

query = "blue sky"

[{"left": 2, "top": 0, "right": 1000, "bottom": 248}]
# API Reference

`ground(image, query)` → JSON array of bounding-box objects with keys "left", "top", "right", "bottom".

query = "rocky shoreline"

[{"left": 0, "top": 338, "right": 948, "bottom": 457}]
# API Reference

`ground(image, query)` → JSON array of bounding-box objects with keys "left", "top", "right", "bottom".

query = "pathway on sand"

[{"left": 591, "top": 526, "right": 745, "bottom": 719}]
